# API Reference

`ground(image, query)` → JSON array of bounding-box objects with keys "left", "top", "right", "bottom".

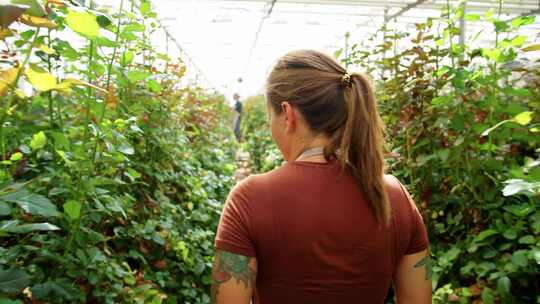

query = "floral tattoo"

[{"left": 211, "top": 250, "right": 256, "bottom": 303}]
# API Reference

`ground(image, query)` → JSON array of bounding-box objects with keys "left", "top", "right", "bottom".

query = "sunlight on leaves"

[
  {"left": 513, "top": 111, "right": 533, "bottom": 126},
  {"left": 19, "top": 14, "right": 57, "bottom": 29},
  {"left": 63, "top": 200, "right": 81, "bottom": 220},
  {"left": 0, "top": 67, "right": 20, "bottom": 96},
  {"left": 26, "top": 64, "right": 57, "bottom": 91},
  {"left": 29, "top": 131, "right": 46, "bottom": 150},
  {"left": 522, "top": 44, "right": 540, "bottom": 52},
  {"left": 66, "top": 10, "right": 100, "bottom": 38},
  {"left": 0, "top": 28, "right": 14, "bottom": 40}
]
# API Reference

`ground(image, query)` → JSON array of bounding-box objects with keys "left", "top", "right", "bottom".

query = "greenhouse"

[{"left": 0, "top": 0, "right": 539, "bottom": 303}]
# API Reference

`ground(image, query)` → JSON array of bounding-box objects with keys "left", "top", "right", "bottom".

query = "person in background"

[
  {"left": 233, "top": 93, "right": 243, "bottom": 142},
  {"left": 212, "top": 50, "right": 431, "bottom": 304}
]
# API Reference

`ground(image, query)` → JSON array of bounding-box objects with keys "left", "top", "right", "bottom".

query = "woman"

[{"left": 212, "top": 50, "right": 431, "bottom": 304}]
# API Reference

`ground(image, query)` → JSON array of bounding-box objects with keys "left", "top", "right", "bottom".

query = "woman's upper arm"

[
  {"left": 394, "top": 249, "right": 432, "bottom": 304},
  {"left": 211, "top": 249, "right": 257, "bottom": 304}
]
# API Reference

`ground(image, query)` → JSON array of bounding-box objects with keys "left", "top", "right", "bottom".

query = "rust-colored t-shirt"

[{"left": 215, "top": 160, "right": 428, "bottom": 304}]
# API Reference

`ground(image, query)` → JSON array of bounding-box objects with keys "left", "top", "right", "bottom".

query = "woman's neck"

[{"left": 289, "top": 135, "right": 331, "bottom": 162}]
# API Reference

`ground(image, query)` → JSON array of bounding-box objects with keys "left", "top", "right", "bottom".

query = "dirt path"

[{"left": 234, "top": 149, "right": 251, "bottom": 183}]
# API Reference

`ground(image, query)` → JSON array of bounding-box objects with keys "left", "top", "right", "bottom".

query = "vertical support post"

[
  {"left": 344, "top": 31, "right": 350, "bottom": 68},
  {"left": 459, "top": 1, "right": 466, "bottom": 48}
]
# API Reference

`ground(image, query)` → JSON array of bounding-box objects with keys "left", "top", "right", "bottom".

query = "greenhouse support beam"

[
  {"left": 459, "top": 1, "right": 466, "bottom": 48},
  {"left": 385, "top": 0, "right": 428, "bottom": 22}
]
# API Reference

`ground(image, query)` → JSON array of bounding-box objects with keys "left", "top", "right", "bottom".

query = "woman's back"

[{"left": 215, "top": 160, "right": 428, "bottom": 303}]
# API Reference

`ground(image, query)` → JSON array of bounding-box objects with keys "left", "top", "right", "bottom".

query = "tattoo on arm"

[
  {"left": 414, "top": 255, "right": 433, "bottom": 281},
  {"left": 211, "top": 250, "right": 256, "bottom": 303}
]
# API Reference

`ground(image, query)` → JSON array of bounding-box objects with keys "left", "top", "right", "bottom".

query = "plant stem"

[
  {"left": 0, "top": 28, "right": 40, "bottom": 159},
  {"left": 105, "top": 0, "right": 124, "bottom": 93},
  {"left": 47, "top": 29, "right": 54, "bottom": 131},
  {"left": 446, "top": 0, "right": 455, "bottom": 67}
]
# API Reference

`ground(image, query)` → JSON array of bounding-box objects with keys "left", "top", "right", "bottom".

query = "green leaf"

[
  {"left": 94, "top": 12, "right": 112, "bottom": 28},
  {"left": 26, "top": 64, "right": 57, "bottom": 91},
  {"left": 96, "top": 37, "right": 117, "bottom": 47},
  {"left": 4, "top": 222, "right": 60, "bottom": 233},
  {"left": 504, "top": 204, "right": 533, "bottom": 217},
  {"left": 512, "top": 250, "right": 529, "bottom": 267},
  {"left": 481, "top": 287, "right": 495, "bottom": 304},
  {"left": 513, "top": 111, "right": 533, "bottom": 125},
  {"left": 10, "top": 0, "right": 45, "bottom": 17},
  {"left": 31, "top": 279, "right": 80, "bottom": 300},
  {"left": 511, "top": 35, "right": 527, "bottom": 47},
  {"left": 464, "top": 14, "right": 480, "bottom": 21},
  {"left": 124, "top": 168, "right": 141, "bottom": 181},
  {"left": 534, "top": 250, "right": 540, "bottom": 265},
  {"left": 9, "top": 152, "right": 22, "bottom": 161},
  {"left": 63, "top": 200, "right": 81, "bottom": 220},
  {"left": 503, "top": 228, "right": 518, "bottom": 240},
  {"left": 505, "top": 87, "right": 531, "bottom": 97},
  {"left": 127, "top": 70, "right": 151, "bottom": 82},
  {"left": 140, "top": 1, "right": 151, "bottom": 16},
  {"left": 29, "top": 131, "right": 46, "bottom": 150},
  {"left": 121, "top": 51, "right": 134, "bottom": 66},
  {"left": 511, "top": 15, "right": 536, "bottom": 28},
  {"left": 147, "top": 79, "right": 161, "bottom": 93},
  {"left": 518, "top": 235, "right": 535, "bottom": 244},
  {"left": 494, "top": 20, "right": 510, "bottom": 32},
  {"left": 496, "top": 276, "right": 511, "bottom": 296},
  {"left": 66, "top": 10, "right": 100, "bottom": 38},
  {"left": 0, "top": 268, "right": 31, "bottom": 293},
  {"left": 0, "top": 295, "right": 23, "bottom": 304},
  {"left": 474, "top": 229, "right": 498, "bottom": 242},
  {"left": 0, "top": 189, "right": 59, "bottom": 217},
  {"left": 0, "top": 201, "right": 10, "bottom": 216},
  {"left": 51, "top": 132, "right": 69, "bottom": 150}
]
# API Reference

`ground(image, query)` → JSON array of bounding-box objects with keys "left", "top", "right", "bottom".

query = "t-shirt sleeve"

[
  {"left": 396, "top": 179, "right": 429, "bottom": 254},
  {"left": 214, "top": 177, "right": 256, "bottom": 257}
]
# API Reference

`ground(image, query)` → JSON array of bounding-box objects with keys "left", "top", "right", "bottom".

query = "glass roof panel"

[{"left": 98, "top": 0, "right": 540, "bottom": 101}]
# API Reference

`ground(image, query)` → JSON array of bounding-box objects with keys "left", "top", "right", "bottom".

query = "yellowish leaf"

[
  {"left": 58, "top": 78, "right": 107, "bottom": 94},
  {"left": 26, "top": 64, "right": 57, "bottom": 91},
  {"left": 513, "top": 111, "right": 534, "bottom": 125},
  {"left": 66, "top": 10, "right": 99, "bottom": 38},
  {"left": 37, "top": 43, "right": 55, "bottom": 54},
  {"left": 7, "top": 104, "right": 18, "bottom": 115},
  {"left": 14, "top": 89, "right": 27, "bottom": 98},
  {"left": 522, "top": 44, "right": 540, "bottom": 52},
  {"left": 19, "top": 14, "right": 57, "bottom": 29},
  {"left": 0, "top": 67, "right": 21, "bottom": 96},
  {"left": 47, "top": 0, "right": 67, "bottom": 7},
  {"left": 0, "top": 29, "right": 14, "bottom": 40},
  {"left": 106, "top": 85, "right": 117, "bottom": 108}
]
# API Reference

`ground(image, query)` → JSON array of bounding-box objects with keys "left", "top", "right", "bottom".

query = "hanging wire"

[
  {"left": 155, "top": 19, "right": 218, "bottom": 91},
  {"left": 242, "top": 0, "right": 277, "bottom": 81}
]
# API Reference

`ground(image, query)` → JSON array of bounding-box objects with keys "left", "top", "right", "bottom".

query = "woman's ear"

[{"left": 281, "top": 101, "right": 296, "bottom": 133}]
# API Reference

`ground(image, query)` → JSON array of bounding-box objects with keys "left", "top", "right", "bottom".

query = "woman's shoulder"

[
  {"left": 228, "top": 165, "right": 290, "bottom": 200},
  {"left": 383, "top": 174, "right": 419, "bottom": 213}
]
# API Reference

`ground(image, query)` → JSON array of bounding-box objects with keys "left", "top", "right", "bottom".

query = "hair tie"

[{"left": 341, "top": 73, "right": 352, "bottom": 89}]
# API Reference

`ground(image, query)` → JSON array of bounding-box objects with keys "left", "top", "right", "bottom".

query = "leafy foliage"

[
  {"left": 0, "top": 0, "right": 235, "bottom": 303},
  {"left": 339, "top": 3, "right": 539, "bottom": 303},
  {"left": 240, "top": 95, "right": 282, "bottom": 173}
]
